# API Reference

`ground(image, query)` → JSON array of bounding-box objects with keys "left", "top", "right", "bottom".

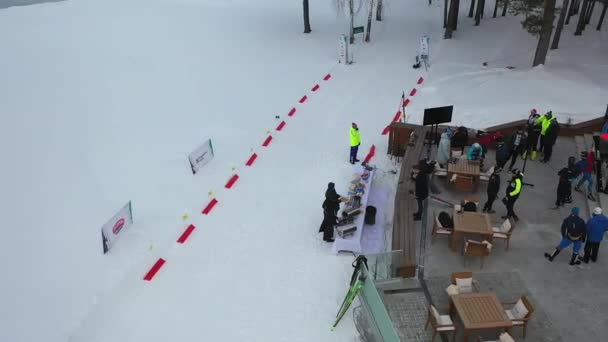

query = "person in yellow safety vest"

[
  {"left": 350, "top": 122, "right": 361, "bottom": 164},
  {"left": 502, "top": 169, "right": 523, "bottom": 222},
  {"left": 534, "top": 110, "right": 557, "bottom": 156}
]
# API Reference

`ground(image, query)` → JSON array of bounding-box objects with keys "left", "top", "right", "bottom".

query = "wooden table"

[
  {"left": 447, "top": 159, "right": 480, "bottom": 191},
  {"left": 451, "top": 292, "right": 512, "bottom": 342},
  {"left": 451, "top": 210, "right": 493, "bottom": 252}
]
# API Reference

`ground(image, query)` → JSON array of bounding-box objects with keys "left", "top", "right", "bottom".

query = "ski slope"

[{"left": 1, "top": 0, "right": 606, "bottom": 341}]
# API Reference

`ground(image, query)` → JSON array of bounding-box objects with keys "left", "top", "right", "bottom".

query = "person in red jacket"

[{"left": 575, "top": 151, "right": 596, "bottom": 201}]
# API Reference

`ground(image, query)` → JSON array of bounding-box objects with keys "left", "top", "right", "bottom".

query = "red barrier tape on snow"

[
  {"left": 409, "top": 88, "right": 417, "bottom": 96},
  {"left": 392, "top": 111, "right": 402, "bottom": 122},
  {"left": 262, "top": 135, "right": 273, "bottom": 147},
  {"left": 403, "top": 98, "right": 410, "bottom": 107},
  {"left": 288, "top": 108, "right": 296, "bottom": 117},
  {"left": 299, "top": 95, "right": 308, "bottom": 103},
  {"left": 276, "top": 121, "right": 286, "bottom": 131},
  {"left": 246, "top": 153, "right": 258, "bottom": 166},
  {"left": 225, "top": 174, "right": 239, "bottom": 189},
  {"left": 381, "top": 125, "right": 391, "bottom": 135},
  {"left": 311, "top": 84, "right": 320, "bottom": 92},
  {"left": 363, "top": 145, "right": 376, "bottom": 165},
  {"left": 202, "top": 198, "right": 218, "bottom": 215},
  {"left": 323, "top": 74, "right": 331, "bottom": 81},
  {"left": 417, "top": 77, "right": 424, "bottom": 85},
  {"left": 143, "top": 258, "right": 166, "bottom": 281},
  {"left": 177, "top": 224, "right": 196, "bottom": 244}
]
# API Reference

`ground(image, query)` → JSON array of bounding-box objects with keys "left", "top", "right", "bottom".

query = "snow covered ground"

[{"left": 0, "top": 0, "right": 605, "bottom": 341}]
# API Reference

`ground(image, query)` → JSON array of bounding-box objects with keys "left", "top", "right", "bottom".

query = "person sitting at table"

[
  {"left": 467, "top": 143, "right": 484, "bottom": 161},
  {"left": 319, "top": 199, "right": 338, "bottom": 242}
]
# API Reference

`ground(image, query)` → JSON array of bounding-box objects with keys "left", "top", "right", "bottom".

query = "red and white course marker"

[
  {"left": 202, "top": 198, "right": 219, "bottom": 215},
  {"left": 262, "top": 135, "right": 273, "bottom": 147},
  {"left": 381, "top": 125, "right": 391, "bottom": 136},
  {"left": 311, "top": 84, "right": 320, "bottom": 92},
  {"left": 409, "top": 88, "right": 417, "bottom": 97},
  {"left": 323, "top": 74, "right": 331, "bottom": 81},
  {"left": 363, "top": 145, "right": 376, "bottom": 165},
  {"left": 403, "top": 98, "right": 410, "bottom": 107},
  {"left": 288, "top": 108, "right": 296, "bottom": 117},
  {"left": 246, "top": 153, "right": 258, "bottom": 166},
  {"left": 225, "top": 174, "right": 239, "bottom": 189},
  {"left": 392, "top": 111, "right": 402, "bottom": 122},
  {"left": 299, "top": 95, "right": 308, "bottom": 103},
  {"left": 177, "top": 224, "right": 196, "bottom": 244},
  {"left": 417, "top": 77, "right": 424, "bottom": 85},
  {"left": 143, "top": 258, "right": 166, "bottom": 281},
  {"left": 276, "top": 121, "right": 286, "bottom": 131}
]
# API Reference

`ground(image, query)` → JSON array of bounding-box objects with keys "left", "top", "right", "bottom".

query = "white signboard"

[
  {"left": 419, "top": 35, "right": 430, "bottom": 59},
  {"left": 101, "top": 201, "right": 133, "bottom": 254},
  {"left": 188, "top": 138, "right": 215, "bottom": 174},
  {"left": 338, "top": 34, "right": 349, "bottom": 64}
]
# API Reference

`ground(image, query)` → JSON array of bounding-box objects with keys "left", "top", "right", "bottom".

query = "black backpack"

[
  {"left": 364, "top": 206, "right": 377, "bottom": 225},
  {"left": 438, "top": 211, "right": 454, "bottom": 228}
]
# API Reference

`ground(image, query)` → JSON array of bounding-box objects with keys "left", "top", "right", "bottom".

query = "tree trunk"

[
  {"left": 303, "top": 0, "right": 311, "bottom": 33},
  {"left": 574, "top": 0, "right": 581, "bottom": 13},
  {"left": 575, "top": 0, "right": 590, "bottom": 35},
  {"left": 365, "top": 0, "right": 374, "bottom": 42},
  {"left": 444, "top": 0, "right": 449, "bottom": 27},
  {"left": 598, "top": 2, "right": 607, "bottom": 30},
  {"left": 586, "top": 0, "right": 596, "bottom": 24},
  {"left": 376, "top": 0, "right": 383, "bottom": 21},
  {"left": 454, "top": 0, "right": 461, "bottom": 30},
  {"left": 551, "top": 0, "right": 570, "bottom": 49},
  {"left": 493, "top": 0, "right": 499, "bottom": 17},
  {"left": 475, "top": 0, "right": 485, "bottom": 25},
  {"left": 445, "top": 0, "right": 457, "bottom": 38},
  {"left": 349, "top": 0, "right": 355, "bottom": 43},
  {"left": 469, "top": 0, "right": 477, "bottom": 17},
  {"left": 502, "top": 0, "right": 509, "bottom": 16},
  {"left": 533, "top": 0, "right": 557, "bottom": 66},
  {"left": 565, "top": 0, "right": 576, "bottom": 24},
  {"left": 481, "top": 0, "right": 485, "bottom": 18}
]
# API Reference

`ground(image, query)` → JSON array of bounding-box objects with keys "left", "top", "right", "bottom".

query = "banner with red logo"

[{"left": 101, "top": 201, "right": 133, "bottom": 254}]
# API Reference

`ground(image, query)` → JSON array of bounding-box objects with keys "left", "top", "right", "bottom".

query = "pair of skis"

[{"left": 331, "top": 256, "right": 368, "bottom": 330}]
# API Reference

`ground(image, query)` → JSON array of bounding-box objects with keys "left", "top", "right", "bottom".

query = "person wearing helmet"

[
  {"left": 502, "top": 169, "right": 523, "bottom": 221},
  {"left": 349, "top": 122, "right": 361, "bottom": 164},
  {"left": 525, "top": 109, "right": 542, "bottom": 160},
  {"left": 544, "top": 207, "right": 586, "bottom": 265},
  {"left": 580, "top": 207, "right": 608, "bottom": 263}
]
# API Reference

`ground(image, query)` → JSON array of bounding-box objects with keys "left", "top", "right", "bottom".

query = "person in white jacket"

[{"left": 436, "top": 131, "right": 451, "bottom": 167}]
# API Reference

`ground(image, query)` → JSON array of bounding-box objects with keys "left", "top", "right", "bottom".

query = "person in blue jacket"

[
  {"left": 544, "top": 207, "right": 587, "bottom": 265},
  {"left": 580, "top": 207, "right": 608, "bottom": 263},
  {"left": 467, "top": 142, "right": 483, "bottom": 161}
]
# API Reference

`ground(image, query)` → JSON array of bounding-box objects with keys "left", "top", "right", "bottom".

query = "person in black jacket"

[
  {"left": 508, "top": 129, "right": 527, "bottom": 171},
  {"left": 319, "top": 199, "right": 338, "bottom": 242},
  {"left": 413, "top": 159, "right": 433, "bottom": 221},
  {"left": 324, "top": 182, "right": 342, "bottom": 215},
  {"left": 544, "top": 207, "right": 587, "bottom": 265},
  {"left": 450, "top": 126, "right": 468, "bottom": 154},
  {"left": 482, "top": 167, "right": 501, "bottom": 213},
  {"left": 541, "top": 120, "right": 560, "bottom": 163},
  {"left": 502, "top": 169, "right": 523, "bottom": 221},
  {"left": 525, "top": 109, "right": 542, "bottom": 160},
  {"left": 554, "top": 160, "right": 577, "bottom": 208}
]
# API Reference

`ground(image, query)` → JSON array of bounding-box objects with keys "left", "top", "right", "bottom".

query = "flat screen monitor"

[{"left": 423, "top": 105, "right": 453, "bottom": 126}]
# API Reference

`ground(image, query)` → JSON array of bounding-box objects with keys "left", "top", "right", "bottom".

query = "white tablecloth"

[{"left": 332, "top": 166, "right": 375, "bottom": 255}]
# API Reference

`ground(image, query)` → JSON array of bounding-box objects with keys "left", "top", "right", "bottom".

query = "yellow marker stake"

[
  {"left": 182, "top": 213, "right": 189, "bottom": 221},
  {"left": 149, "top": 244, "right": 154, "bottom": 251},
  {"left": 208, "top": 190, "right": 214, "bottom": 196}
]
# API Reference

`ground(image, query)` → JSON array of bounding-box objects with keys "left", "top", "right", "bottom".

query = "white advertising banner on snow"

[
  {"left": 188, "top": 138, "right": 215, "bottom": 174},
  {"left": 101, "top": 201, "right": 133, "bottom": 254}
]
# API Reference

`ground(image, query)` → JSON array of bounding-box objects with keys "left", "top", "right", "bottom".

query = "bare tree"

[
  {"left": 365, "top": 0, "right": 374, "bottom": 42},
  {"left": 565, "top": 0, "right": 578, "bottom": 24},
  {"left": 598, "top": 0, "right": 607, "bottom": 30},
  {"left": 469, "top": 0, "right": 477, "bottom": 17},
  {"left": 502, "top": 0, "right": 510, "bottom": 16},
  {"left": 575, "top": 0, "right": 590, "bottom": 34},
  {"left": 533, "top": 0, "right": 557, "bottom": 66},
  {"left": 376, "top": 0, "right": 383, "bottom": 20},
  {"left": 303, "top": 0, "right": 312, "bottom": 33},
  {"left": 551, "top": 0, "right": 570, "bottom": 49},
  {"left": 586, "top": 0, "right": 596, "bottom": 24},
  {"left": 494, "top": 0, "right": 499, "bottom": 17},
  {"left": 475, "top": 0, "right": 486, "bottom": 24}
]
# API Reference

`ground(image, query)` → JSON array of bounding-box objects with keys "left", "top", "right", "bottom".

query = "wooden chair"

[
  {"left": 492, "top": 218, "right": 515, "bottom": 251},
  {"left": 462, "top": 238, "right": 491, "bottom": 269},
  {"left": 450, "top": 271, "right": 480, "bottom": 293},
  {"left": 462, "top": 198, "right": 480, "bottom": 212},
  {"left": 502, "top": 295, "right": 534, "bottom": 338},
  {"left": 432, "top": 211, "right": 453, "bottom": 244},
  {"left": 425, "top": 304, "right": 456, "bottom": 342}
]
